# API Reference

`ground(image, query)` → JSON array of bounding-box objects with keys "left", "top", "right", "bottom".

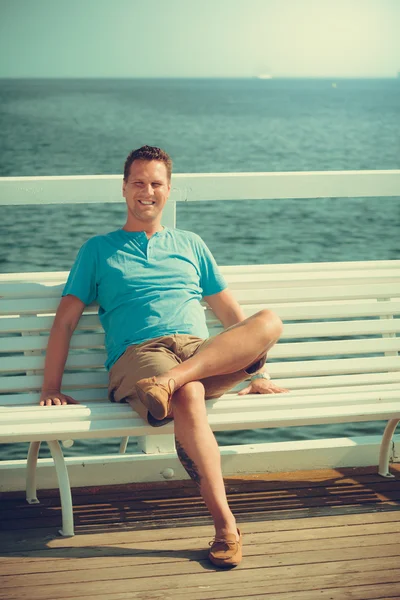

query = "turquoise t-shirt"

[{"left": 62, "top": 227, "right": 227, "bottom": 370}]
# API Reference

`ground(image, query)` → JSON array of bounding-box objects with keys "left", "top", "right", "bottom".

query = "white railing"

[{"left": 1, "top": 170, "right": 400, "bottom": 206}]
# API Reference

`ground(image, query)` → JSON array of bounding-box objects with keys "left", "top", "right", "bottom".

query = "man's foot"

[
  {"left": 135, "top": 377, "right": 175, "bottom": 420},
  {"left": 208, "top": 528, "right": 243, "bottom": 568}
]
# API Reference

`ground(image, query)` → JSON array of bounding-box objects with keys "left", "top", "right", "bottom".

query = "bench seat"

[{"left": 1, "top": 259, "right": 399, "bottom": 536}]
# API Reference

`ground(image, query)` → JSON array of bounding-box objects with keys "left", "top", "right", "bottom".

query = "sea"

[{"left": 1, "top": 77, "right": 399, "bottom": 460}]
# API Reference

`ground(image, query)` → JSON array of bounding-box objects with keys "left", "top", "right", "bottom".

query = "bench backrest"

[{"left": 1, "top": 260, "right": 400, "bottom": 407}]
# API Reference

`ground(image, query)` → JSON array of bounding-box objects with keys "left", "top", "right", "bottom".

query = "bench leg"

[
  {"left": 47, "top": 440, "right": 74, "bottom": 537},
  {"left": 26, "top": 441, "right": 41, "bottom": 504},
  {"left": 119, "top": 437, "right": 129, "bottom": 454},
  {"left": 379, "top": 419, "right": 400, "bottom": 478}
]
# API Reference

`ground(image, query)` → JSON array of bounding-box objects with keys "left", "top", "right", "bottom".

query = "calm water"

[{"left": 1, "top": 78, "right": 399, "bottom": 459}]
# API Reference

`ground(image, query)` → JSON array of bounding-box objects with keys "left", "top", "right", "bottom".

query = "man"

[{"left": 40, "top": 145, "right": 287, "bottom": 568}]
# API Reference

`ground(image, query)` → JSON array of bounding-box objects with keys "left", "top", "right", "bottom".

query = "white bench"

[{"left": 1, "top": 259, "right": 400, "bottom": 536}]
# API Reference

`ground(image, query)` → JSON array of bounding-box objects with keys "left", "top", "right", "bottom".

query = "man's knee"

[
  {"left": 172, "top": 381, "right": 206, "bottom": 419},
  {"left": 256, "top": 309, "right": 283, "bottom": 341}
]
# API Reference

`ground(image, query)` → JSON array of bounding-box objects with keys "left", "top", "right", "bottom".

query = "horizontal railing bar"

[{"left": 1, "top": 170, "right": 400, "bottom": 205}]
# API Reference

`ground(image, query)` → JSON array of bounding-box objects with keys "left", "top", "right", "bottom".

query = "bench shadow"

[{"left": 1, "top": 466, "right": 399, "bottom": 570}]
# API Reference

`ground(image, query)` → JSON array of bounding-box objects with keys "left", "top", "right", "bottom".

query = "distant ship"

[{"left": 257, "top": 74, "right": 273, "bottom": 79}]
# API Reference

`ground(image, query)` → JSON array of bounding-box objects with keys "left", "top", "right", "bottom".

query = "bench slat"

[
  {"left": 1, "top": 402, "right": 399, "bottom": 443},
  {"left": 1, "top": 337, "right": 399, "bottom": 374},
  {"left": 2, "top": 318, "right": 400, "bottom": 353},
  {"left": 220, "top": 260, "right": 400, "bottom": 274},
  {"left": 1, "top": 356, "right": 399, "bottom": 394},
  {"left": 2, "top": 380, "right": 400, "bottom": 407},
  {"left": 225, "top": 270, "right": 400, "bottom": 289},
  {"left": 0, "top": 314, "right": 101, "bottom": 334},
  {"left": 233, "top": 283, "right": 400, "bottom": 304},
  {"left": 272, "top": 338, "right": 400, "bottom": 358},
  {"left": 0, "top": 332, "right": 105, "bottom": 353},
  {"left": 1, "top": 260, "right": 398, "bottom": 284},
  {"left": 2, "top": 283, "right": 400, "bottom": 315},
  {"left": 2, "top": 301, "right": 400, "bottom": 336},
  {"left": 2, "top": 269, "right": 399, "bottom": 298},
  {"left": 2, "top": 389, "right": 399, "bottom": 426}
]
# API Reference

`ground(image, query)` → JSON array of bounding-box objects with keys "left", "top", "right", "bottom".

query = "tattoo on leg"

[{"left": 175, "top": 438, "right": 202, "bottom": 487}]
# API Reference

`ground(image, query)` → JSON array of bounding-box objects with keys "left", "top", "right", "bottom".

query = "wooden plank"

[
  {"left": 0, "top": 389, "right": 108, "bottom": 406},
  {"left": 1, "top": 301, "right": 400, "bottom": 336},
  {"left": 2, "top": 504, "right": 400, "bottom": 549},
  {"left": 2, "top": 282, "right": 400, "bottom": 315},
  {"left": 1, "top": 379, "right": 400, "bottom": 407},
  {"left": 226, "top": 271, "right": 400, "bottom": 289},
  {"left": 1, "top": 399, "right": 400, "bottom": 442},
  {"left": 3, "top": 488, "right": 400, "bottom": 532},
  {"left": 3, "top": 582, "right": 397, "bottom": 600},
  {"left": 2, "top": 465, "right": 398, "bottom": 502},
  {"left": 271, "top": 337, "right": 400, "bottom": 358},
  {"left": 1, "top": 560, "right": 400, "bottom": 600},
  {"left": 2, "top": 378, "right": 400, "bottom": 408},
  {"left": 2, "top": 388, "right": 400, "bottom": 425},
  {"left": 0, "top": 370, "right": 109, "bottom": 393},
  {"left": 2, "top": 544, "right": 400, "bottom": 590},
  {"left": 2, "top": 356, "right": 400, "bottom": 394},
  {"left": 2, "top": 531, "right": 400, "bottom": 574},
  {"left": 276, "top": 372, "right": 400, "bottom": 390},
  {"left": 1, "top": 260, "right": 399, "bottom": 284},
  {"left": 3, "top": 319, "right": 399, "bottom": 353},
  {"left": 221, "top": 259, "right": 400, "bottom": 273},
  {"left": 2, "top": 268, "right": 399, "bottom": 298},
  {"left": 243, "top": 584, "right": 400, "bottom": 600},
  {"left": 2, "top": 340, "right": 400, "bottom": 374},
  {"left": 0, "top": 351, "right": 107, "bottom": 373},
  {"left": 281, "top": 318, "right": 400, "bottom": 339},
  {"left": 0, "top": 313, "right": 101, "bottom": 334},
  {"left": 0, "top": 332, "right": 105, "bottom": 353}
]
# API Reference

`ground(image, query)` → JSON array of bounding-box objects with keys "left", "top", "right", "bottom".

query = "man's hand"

[
  {"left": 39, "top": 390, "right": 79, "bottom": 406},
  {"left": 238, "top": 379, "right": 289, "bottom": 396}
]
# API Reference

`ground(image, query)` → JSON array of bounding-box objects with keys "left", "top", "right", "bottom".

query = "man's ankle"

[{"left": 214, "top": 520, "right": 238, "bottom": 540}]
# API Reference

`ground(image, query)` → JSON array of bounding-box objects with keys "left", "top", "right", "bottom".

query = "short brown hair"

[{"left": 123, "top": 146, "right": 173, "bottom": 181}]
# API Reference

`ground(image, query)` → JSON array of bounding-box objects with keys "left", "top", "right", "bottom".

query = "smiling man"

[{"left": 40, "top": 145, "right": 286, "bottom": 567}]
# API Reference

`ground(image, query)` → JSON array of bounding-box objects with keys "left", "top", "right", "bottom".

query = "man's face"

[{"left": 122, "top": 159, "right": 171, "bottom": 225}]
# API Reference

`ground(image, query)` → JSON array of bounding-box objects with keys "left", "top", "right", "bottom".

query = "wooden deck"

[{"left": 1, "top": 465, "right": 400, "bottom": 600}]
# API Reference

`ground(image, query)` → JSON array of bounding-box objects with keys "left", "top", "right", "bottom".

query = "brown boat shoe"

[
  {"left": 135, "top": 377, "right": 176, "bottom": 420},
  {"left": 208, "top": 528, "right": 243, "bottom": 568}
]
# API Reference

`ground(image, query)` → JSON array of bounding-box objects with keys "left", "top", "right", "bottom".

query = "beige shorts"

[{"left": 108, "top": 334, "right": 266, "bottom": 426}]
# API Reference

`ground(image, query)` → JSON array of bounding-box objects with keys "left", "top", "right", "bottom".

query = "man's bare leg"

[
  {"left": 172, "top": 381, "right": 238, "bottom": 540},
  {"left": 158, "top": 309, "right": 282, "bottom": 390}
]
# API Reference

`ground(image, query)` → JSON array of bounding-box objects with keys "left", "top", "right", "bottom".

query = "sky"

[{"left": 0, "top": 0, "right": 399, "bottom": 78}]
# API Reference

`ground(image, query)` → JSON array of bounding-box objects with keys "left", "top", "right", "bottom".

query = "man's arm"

[
  {"left": 203, "top": 288, "right": 247, "bottom": 328},
  {"left": 40, "top": 295, "right": 85, "bottom": 406},
  {"left": 204, "top": 288, "right": 266, "bottom": 374}
]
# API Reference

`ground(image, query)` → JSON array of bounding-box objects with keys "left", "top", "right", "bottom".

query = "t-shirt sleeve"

[
  {"left": 62, "top": 238, "right": 98, "bottom": 305},
  {"left": 194, "top": 235, "right": 227, "bottom": 297}
]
